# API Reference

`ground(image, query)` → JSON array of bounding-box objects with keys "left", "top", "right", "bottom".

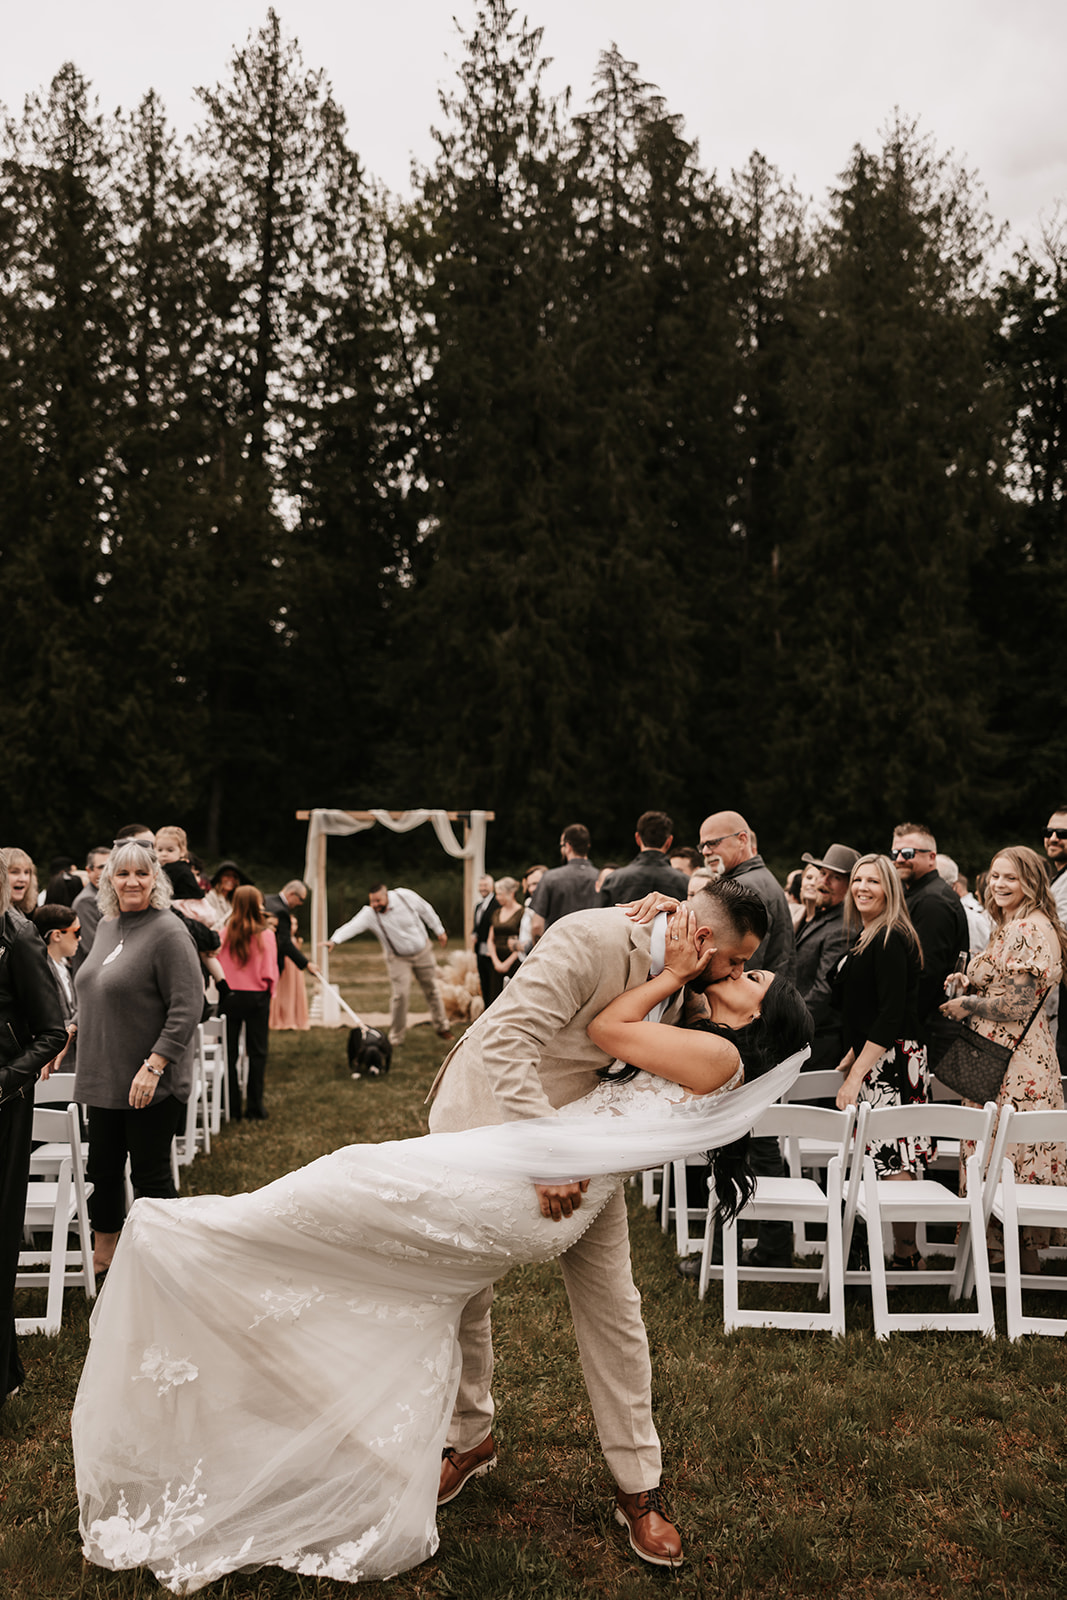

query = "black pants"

[
  {"left": 1, "top": 1090, "right": 34, "bottom": 1398},
  {"left": 222, "top": 991, "right": 271, "bottom": 1117},
  {"left": 476, "top": 954, "right": 502, "bottom": 1008},
  {"left": 87, "top": 1097, "right": 186, "bottom": 1234}
]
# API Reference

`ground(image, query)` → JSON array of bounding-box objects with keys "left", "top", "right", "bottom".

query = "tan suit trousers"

[{"left": 450, "top": 1184, "right": 659, "bottom": 1492}]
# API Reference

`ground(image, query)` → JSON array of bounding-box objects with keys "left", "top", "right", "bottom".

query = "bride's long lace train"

[
  {"left": 73, "top": 1054, "right": 804, "bottom": 1592},
  {"left": 73, "top": 1137, "right": 618, "bottom": 1592}
]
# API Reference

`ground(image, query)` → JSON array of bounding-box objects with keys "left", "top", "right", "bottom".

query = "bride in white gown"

[{"left": 73, "top": 910, "right": 811, "bottom": 1593}]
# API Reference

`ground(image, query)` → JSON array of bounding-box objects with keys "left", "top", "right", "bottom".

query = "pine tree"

[
  {"left": 0, "top": 65, "right": 131, "bottom": 848},
  {"left": 563, "top": 45, "right": 742, "bottom": 848},
  {"left": 981, "top": 222, "right": 1067, "bottom": 815},
  {"left": 103, "top": 90, "right": 220, "bottom": 818},
  {"left": 187, "top": 7, "right": 356, "bottom": 849},
  {"left": 280, "top": 181, "right": 423, "bottom": 805},
  {"left": 395, "top": 2, "right": 581, "bottom": 843},
  {"left": 758, "top": 121, "right": 1006, "bottom": 854},
  {"left": 684, "top": 153, "right": 812, "bottom": 834}
]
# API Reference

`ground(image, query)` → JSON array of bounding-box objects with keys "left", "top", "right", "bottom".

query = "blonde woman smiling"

[{"left": 833, "top": 853, "right": 930, "bottom": 1269}]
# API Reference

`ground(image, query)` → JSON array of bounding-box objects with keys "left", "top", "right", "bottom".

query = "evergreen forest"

[{"left": 2, "top": 3, "right": 1065, "bottom": 869}]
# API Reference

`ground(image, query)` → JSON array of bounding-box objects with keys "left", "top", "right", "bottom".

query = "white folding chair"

[
  {"left": 780, "top": 1069, "right": 843, "bottom": 1110},
  {"left": 173, "top": 1062, "right": 210, "bottom": 1168},
  {"left": 28, "top": 1073, "right": 85, "bottom": 1178},
  {"left": 638, "top": 1166, "right": 663, "bottom": 1208},
  {"left": 657, "top": 1163, "right": 672, "bottom": 1232},
  {"left": 841, "top": 1101, "right": 998, "bottom": 1340},
  {"left": 660, "top": 1156, "right": 712, "bottom": 1256},
  {"left": 977, "top": 1106, "right": 1067, "bottom": 1339},
  {"left": 780, "top": 1070, "right": 853, "bottom": 1254},
  {"left": 17, "top": 1103, "right": 96, "bottom": 1336},
  {"left": 700, "top": 1103, "right": 857, "bottom": 1337},
  {"left": 198, "top": 1017, "right": 229, "bottom": 1130},
  {"left": 30, "top": 1070, "right": 78, "bottom": 1108},
  {"left": 914, "top": 1075, "right": 964, "bottom": 1262}
]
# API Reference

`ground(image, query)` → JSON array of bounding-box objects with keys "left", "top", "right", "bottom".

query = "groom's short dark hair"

[{"left": 691, "top": 878, "right": 768, "bottom": 944}]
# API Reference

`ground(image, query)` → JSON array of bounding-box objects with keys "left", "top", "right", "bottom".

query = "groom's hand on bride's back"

[{"left": 535, "top": 1179, "right": 591, "bottom": 1221}]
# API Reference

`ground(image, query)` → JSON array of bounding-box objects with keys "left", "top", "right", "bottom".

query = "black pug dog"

[{"left": 347, "top": 1024, "right": 392, "bottom": 1080}]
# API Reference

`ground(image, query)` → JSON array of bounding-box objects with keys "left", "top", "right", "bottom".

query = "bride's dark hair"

[{"left": 598, "top": 977, "right": 814, "bottom": 1223}]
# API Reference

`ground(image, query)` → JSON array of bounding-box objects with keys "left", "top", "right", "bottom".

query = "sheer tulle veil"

[{"left": 424, "top": 1049, "right": 808, "bottom": 1181}]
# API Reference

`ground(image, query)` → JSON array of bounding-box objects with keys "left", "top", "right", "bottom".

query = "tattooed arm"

[
  {"left": 941, "top": 964, "right": 1046, "bottom": 1024},
  {"left": 956, "top": 966, "right": 1045, "bottom": 1022}
]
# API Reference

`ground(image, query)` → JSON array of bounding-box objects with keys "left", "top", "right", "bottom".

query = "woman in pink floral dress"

[{"left": 940, "top": 845, "right": 1067, "bottom": 1271}]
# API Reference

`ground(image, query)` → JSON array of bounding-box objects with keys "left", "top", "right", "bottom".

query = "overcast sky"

[{"left": 5, "top": 1, "right": 1066, "bottom": 253}]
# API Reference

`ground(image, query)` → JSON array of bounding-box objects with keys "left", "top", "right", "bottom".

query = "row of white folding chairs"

[
  {"left": 683, "top": 1092, "right": 1067, "bottom": 1341},
  {"left": 656, "top": 1069, "right": 1004, "bottom": 1271},
  {"left": 175, "top": 1015, "right": 242, "bottom": 1162},
  {"left": 17, "top": 1023, "right": 243, "bottom": 1336},
  {"left": 685, "top": 1096, "right": 1000, "bottom": 1339},
  {"left": 783, "top": 1080, "right": 1067, "bottom": 1338}
]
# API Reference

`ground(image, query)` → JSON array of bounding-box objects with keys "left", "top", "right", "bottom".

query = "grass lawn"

[{"left": 3, "top": 944, "right": 1066, "bottom": 1598}]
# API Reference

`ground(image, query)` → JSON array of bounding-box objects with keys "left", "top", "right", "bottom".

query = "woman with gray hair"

[{"left": 73, "top": 840, "right": 203, "bottom": 1277}]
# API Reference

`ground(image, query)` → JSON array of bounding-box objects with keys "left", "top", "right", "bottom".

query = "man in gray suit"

[{"left": 427, "top": 880, "right": 767, "bottom": 1567}]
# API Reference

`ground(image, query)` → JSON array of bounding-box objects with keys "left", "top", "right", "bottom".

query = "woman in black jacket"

[
  {"left": 833, "top": 852, "right": 931, "bottom": 1269},
  {"left": 0, "top": 857, "right": 68, "bottom": 1403}
]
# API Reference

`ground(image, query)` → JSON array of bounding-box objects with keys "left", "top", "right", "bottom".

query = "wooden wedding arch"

[{"left": 296, "top": 808, "right": 494, "bottom": 1026}]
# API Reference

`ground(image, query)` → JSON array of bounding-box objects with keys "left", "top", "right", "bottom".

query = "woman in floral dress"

[{"left": 940, "top": 845, "right": 1067, "bottom": 1271}]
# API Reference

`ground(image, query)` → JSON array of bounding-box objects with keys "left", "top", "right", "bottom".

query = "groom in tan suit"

[{"left": 427, "top": 880, "right": 767, "bottom": 1567}]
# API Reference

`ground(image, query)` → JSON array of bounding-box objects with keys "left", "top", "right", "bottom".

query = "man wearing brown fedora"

[{"left": 795, "top": 843, "right": 861, "bottom": 1070}]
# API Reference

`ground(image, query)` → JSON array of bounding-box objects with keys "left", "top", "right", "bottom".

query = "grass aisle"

[{"left": 3, "top": 979, "right": 1066, "bottom": 1599}]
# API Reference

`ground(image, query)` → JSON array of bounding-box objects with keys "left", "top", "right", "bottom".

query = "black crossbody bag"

[{"left": 932, "top": 989, "right": 1049, "bottom": 1102}]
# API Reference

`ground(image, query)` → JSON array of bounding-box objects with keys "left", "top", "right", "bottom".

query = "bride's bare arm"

[{"left": 587, "top": 907, "right": 741, "bottom": 1096}]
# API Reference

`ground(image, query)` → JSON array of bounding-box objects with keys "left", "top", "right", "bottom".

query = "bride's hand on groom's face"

[
  {"left": 621, "top": 892, "right": 680, "bottom": 923},
  {"left": 663, "top": 906, "right": 713, "bottom": 984}
]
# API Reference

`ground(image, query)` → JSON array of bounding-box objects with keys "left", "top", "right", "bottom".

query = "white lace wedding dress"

[{"left": 73, "top": 1055, "right": 802, "bottom": 1593}]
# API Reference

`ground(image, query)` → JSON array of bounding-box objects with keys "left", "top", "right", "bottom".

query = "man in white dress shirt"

[{"left": 326, "top": 882, "right": 454, "bottom": 1047}]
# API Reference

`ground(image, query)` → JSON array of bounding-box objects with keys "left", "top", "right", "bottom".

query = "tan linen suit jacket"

[
  {"left": 427, "top": 907, "right": 682, "bottom": 1487},
  {"left": 427, "top": 907, "right": 683, "bottom": 1132}
]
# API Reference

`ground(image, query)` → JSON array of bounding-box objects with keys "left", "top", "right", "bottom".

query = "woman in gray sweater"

[{"left": 74, "top": 841, "right": 203, "bottom": 1277}]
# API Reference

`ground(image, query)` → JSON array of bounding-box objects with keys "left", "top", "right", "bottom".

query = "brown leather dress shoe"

[
  {"left": 614, "top": 1485, "right": 683, "bottom": 1567},
  {"left": 437, "top": 1434, "right": 496, "bottom": 1505}
]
